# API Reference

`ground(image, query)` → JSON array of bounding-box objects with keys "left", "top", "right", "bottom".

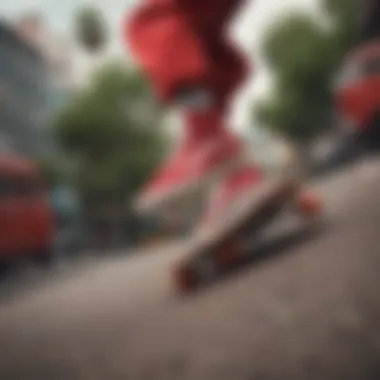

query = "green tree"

[
  {"left": 253, "top": 1, "right": 359, "bottom": 144},
  {"left": 322, "top": 0, "right": 360, "bottom": 73},
  {"left": 55, "top": 62, "right": 167, "bottom": 206},
  {"left": 324, "top": 0, "right": 359, "bottom": 48},
  {"left": 74, "top": 6, "right": 108, "bottom": 53},
  {"left": 34, "top": 155, "right": 67, "bottom": 189},
  {"left": 254, "top": 13, "right": 333, "bottom": 142}
]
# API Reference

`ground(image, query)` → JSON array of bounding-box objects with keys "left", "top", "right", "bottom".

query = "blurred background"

[
  {"left": 0, "top": 0, "right": 380, "bottom": 378},
  {"left": 0, "top": 0, "right": 375, "bottom": 257}
]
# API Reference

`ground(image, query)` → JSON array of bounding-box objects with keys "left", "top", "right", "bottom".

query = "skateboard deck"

[{"left": 173, "top": 174, "right": 322, "bottom": 293}]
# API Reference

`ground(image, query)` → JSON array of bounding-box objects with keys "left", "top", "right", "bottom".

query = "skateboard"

[{"left": 172, "top": 173, "right": 322, "bottom": 293}]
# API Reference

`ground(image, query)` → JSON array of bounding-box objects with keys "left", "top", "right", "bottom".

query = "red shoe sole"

[
  {"left": 173, "top": 265, "right": 198, "bottom": 293},
  {"left": 173, "top": 237, "right": 243, "bottom": 294},
  {"left": 296, "top": 190, "right": 323, "bottom": 218}
]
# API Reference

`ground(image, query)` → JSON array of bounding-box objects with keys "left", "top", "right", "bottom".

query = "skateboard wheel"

[
  {"left": 173, "top": 265, "right": 197, "bottom": 293},
  {"left": 296, "top": 191, "right": 322, "bottom": 219}
]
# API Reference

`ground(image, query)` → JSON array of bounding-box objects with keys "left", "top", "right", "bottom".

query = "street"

[{"left": 0, "top": 155, "right": 380, "bottom": 380}]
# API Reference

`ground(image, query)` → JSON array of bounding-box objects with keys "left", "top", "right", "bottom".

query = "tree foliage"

[
  {"left": 323, "top": 0, "right": 360, "bottom": 56},
  {"left": 74, "top": 6, "right": 108, "bottom": 53},
  {"left": 55, "top": 63, "right": 167, "bottom": 205},
  {"left": 253, "top": 1, "right": 359, "bottom": 143}
]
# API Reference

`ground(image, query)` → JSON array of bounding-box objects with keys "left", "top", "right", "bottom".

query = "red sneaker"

[
  {"left": 197, "top": 143, "right": 301, "bottom": 235},
  {"left": 199, "top": 164, "right": 265, "bottom": 229},
  {"left": 134, "top": 110, "right": 243, "bottom": 215}
]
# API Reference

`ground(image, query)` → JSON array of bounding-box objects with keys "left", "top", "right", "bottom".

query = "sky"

[{"left": 0, "top": 0, "right": 319, "bottom": 129}]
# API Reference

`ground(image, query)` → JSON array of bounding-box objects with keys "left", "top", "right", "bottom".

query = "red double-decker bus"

[
  {"left": 0, "top": 154, "right": 54, "bottom": 265},
  {"left": 334, "top": 0, "right": 380, "bottom": 147}
]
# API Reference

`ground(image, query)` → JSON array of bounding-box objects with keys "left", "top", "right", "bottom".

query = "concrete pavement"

[{"left": 0, "top": 155, "right": 380, "bottom": 380}]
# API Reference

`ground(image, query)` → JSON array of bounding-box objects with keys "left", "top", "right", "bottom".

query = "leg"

[
  {"left": 124, "top": 0, "right": 248, "bottom": 105},
  {"left": 123, "top": 0, "right": 250, "bottom": 217},
  {"left": 125, "top": 3, "right": 211, "bottom": 102}
]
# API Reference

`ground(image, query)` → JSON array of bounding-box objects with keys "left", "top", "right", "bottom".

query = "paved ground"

[{"left": 1, "top": 155, "right": 380, "bottom": 380}]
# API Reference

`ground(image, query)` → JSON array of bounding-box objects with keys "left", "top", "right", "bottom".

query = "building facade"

[{"left": 0, "top": 20, "right": 53, "bottom": 155}]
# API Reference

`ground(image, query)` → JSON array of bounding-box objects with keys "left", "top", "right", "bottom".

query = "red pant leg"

[
  {"left": 146, "top": 0, "right": 246, "bottom": 30},
  {"left": 178, "top": 0, "right": 247, "bottom": 36},
  {"left": 123, "top": 0, "right": 248, "bottom": 104},
  {"left": 124, "top": 3, "right": 212, "bottom": 101},
  {"left": 203, "top": 36, "right": 249, "bottom": 109}
]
